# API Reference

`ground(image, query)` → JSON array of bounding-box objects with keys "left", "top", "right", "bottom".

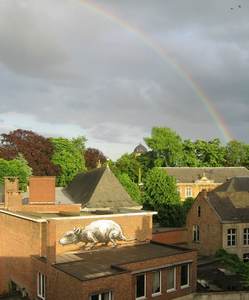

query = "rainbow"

[{"left": 79, "top": 0, "right": 233, "bottom": 142}]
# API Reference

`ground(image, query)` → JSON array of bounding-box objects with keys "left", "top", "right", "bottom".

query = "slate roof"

[
  {"left": 162, "top": 167, "right": 249, "bottom": 183},
  {"left": 63, "top": 166, "right": 138, "bottom": 209},
  {"left": 205, "top": 177, "right": 249, "bottom": 222},
  {"left": 54, "top": 242, "right": 193, "bottom": 281}
]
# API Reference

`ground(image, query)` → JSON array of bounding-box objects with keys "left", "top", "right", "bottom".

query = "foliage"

[
  {"left": 84, "top": 148, "right": 107, "bottom": 170},
  {"left": 216, "top": 249, "right": 249, "bottom": 287},
  {"left": 144, "top": 127, "right": 183, "bottom": 167},
  {"left": 0, "top": 155, "right": 32, "bottom": 191},
  {"left": 225, "top": 140, "right": 249, "bottom": 167},
  {"left": 182, "top": 139, "right": 200, "bottom": 166},
  {"left": 142, "top": 168, "right": 184, "bottom": 226},
  {"left": 115, "top": 153, "right": 141, "bottom": 183},
  {"left": 0, "top": 129, "right": 59, "bottom": 176},
  {"left": 51, "top": 137, "right": 86, "bottom": 187},
  {"left": 116, "top": 173, "right": 141, "bottom": 204}
]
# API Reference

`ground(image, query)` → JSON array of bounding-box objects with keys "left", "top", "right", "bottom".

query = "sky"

[{"left": 0, "top": 0, "right": 248, "bottom": 159}]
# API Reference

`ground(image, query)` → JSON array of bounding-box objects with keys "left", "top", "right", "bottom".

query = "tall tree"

[
  {"left": 84, "top": 148, "right": 107, "bottom": 170},
  {"left": 225, "top": 140, "right": 248, "bottom": 167},
  {"left": 51, "top": 137, "right": 86, "bottom": 186},
  {"left": 0, "top": 155, "right": 32, "bottom": 191},
  {"left": 115, "top": 153, "right": 141, "bottom": 183},
  {"left": 142, "top": 168, "right": 184, "bottom": 227},
  {"left": 0, "top": 129, "right": 59, "bottom": 176},
  {"left": 144, "top": 127, "right": 183, "bottom": 167}
]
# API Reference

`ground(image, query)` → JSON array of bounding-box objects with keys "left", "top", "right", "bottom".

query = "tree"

[
  {"left": 84, "top": 148, "right": 107, "bottom": 170},
  {"left": 0, "top": 129, "right": 59, "bottom": 176},
  {"left": 116, "top": 173, "right": 141, "bottom": 204},
  {"left": 144, "top": 127, "right": 183, "bottom": 167},
  {"left": 225, "top": 140, "right": 248, "bottom": 167},
  {"left": 142, "top": 168, "right": 183, "bottom": 226},
  {"left": 182, "top": 139, "right": 200, "bottom": 166},
  {"left": 51, "top": 137, "right": 86, "bottom": 186},
  {"left": 115, "top": 153, "right": 141, "bottom": 183},
  {"left": 0, "top": 155, "right": 32, "bottom": 191},
  {"left": 193, "top": 138, "right": 225, "bottom": 167}
]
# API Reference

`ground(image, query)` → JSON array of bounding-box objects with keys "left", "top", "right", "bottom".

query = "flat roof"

[
  {"left": 0, "top": 209, "right": 156, "bottom": 222},
  {"left": 54, "top": 242, "right": 193, "bottom": 281}
]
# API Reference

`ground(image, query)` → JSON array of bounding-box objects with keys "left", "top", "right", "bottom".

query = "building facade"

[
  {"left": 0, "top": 167, "right": 197, "bottom": 300},
  {"left": 162, "top": 167, "right": 249, "bottom": 201},
  {"left": 186, "top": 177, "right": 249, "bottom": 259}
]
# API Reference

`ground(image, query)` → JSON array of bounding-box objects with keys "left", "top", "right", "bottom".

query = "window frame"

[
  {"left": 37, "top": 272, "right": 46, "bottom": 300},
  {"left": 227, "top": 228, "right": 236, "bottom": 246},
  {"left": 244, "top": 228, "right": 249, "bottom": 245},
  {"left": 185, "top": 186, "right": 192, "bottom": 198},
  {"left": 166, "top": 267, "right": 176, "bottom": 293},
  {"left": 180, "top": 264, "right": 190, "bottom": 289},
  {"left": 151, "top": 270, "right": 161, "bottom": 297},
  {"left": 135, "top": 273, "right": 146, "bottom": 300},
  {"left": 193, "top": 224, "right": 200, "bottom": 242},
  {"left": 89, "top": 291, "right": 112, "bottom": 300}
]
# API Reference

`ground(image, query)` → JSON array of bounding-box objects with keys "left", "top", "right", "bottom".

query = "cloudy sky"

[{"left": 0, "top": 0, "right": 248, "bottom": 159}]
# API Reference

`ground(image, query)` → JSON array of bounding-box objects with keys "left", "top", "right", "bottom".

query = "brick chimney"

[
  {"left": 4, "top": 177, "right": 22, "bottom": 211},
  {"left": 29, "top": 177, "right": 56, "bottom": 204}
]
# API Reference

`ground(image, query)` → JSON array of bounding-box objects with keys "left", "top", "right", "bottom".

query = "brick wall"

[
  {"left": 29, "top": 177, "right": 55, "bottom": 203},
  {"left": 152, "top": 228, "right": 187, "bottom": 245},
  {"left": 186, "top": 191, "right": 222, "bottom": 256},
  {"left": 53, "top": 213, "right": 153, "bottom": 256}
]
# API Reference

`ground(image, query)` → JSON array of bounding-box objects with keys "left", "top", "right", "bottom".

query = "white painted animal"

[{"left": 59, "top": 220, "right": 126, "bottom": 250}]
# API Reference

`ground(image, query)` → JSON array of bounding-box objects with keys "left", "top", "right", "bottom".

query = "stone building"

[
  {"left": 0, "top": 167, "right": 197, "bottom": 300},
  {"left": 162, "top": 167, "right": 249, "bottom": 201},
  {"left": 186, "top": 176, "right": 249, "bottom": 259}
]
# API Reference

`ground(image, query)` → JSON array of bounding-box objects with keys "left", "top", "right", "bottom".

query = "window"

[
  {"left": 152, "top": 270, "right": 161, "bottom": 296},
  {"left": 227, "top": 228, "right": 236, "bottom": 246},
  {"left": 197, "top": 206, "right": 201, "bottom": 217},
  {"left": 37, "top": 272, "right": 46, "bottom": 300},
  {"left": 136, "top": 274, "right": 146, "bottom": 299},
  {"left": 181, "top": 264, "right": 190, "bottom": 288},
  {"left": 244, "top": 228, "right": 249, "bottom": 245},
  {"left": 90, "top": 292, "right": 112, "bottom": 300},
  {"left": 185, "top": 187, "right": 192, "bottom": 198},
  {"left": 193, "top": 225, "right": 200, "bottom": 242},
  {"left": 166, "top": 267, "right": 176, "bottom": 292}
]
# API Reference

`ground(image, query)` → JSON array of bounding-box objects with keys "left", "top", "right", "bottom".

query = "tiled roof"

[
  {"left": 63, "top": 166, "right": 138, "bottom": 209},
  {"left": 162, "top": 167, "right": 249, "bottom": 183},
  {"left": 206, "top": 177, "right": 249, "bottom": 222}
]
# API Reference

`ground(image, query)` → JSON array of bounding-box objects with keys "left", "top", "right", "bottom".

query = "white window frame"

[
  {"left": 152, "top": 270, "right": 161, "bottom": 297},
  {"left": 166, "top": 267, "right": 176, "bottom": 293},
  {"left": 185, "top": 186, "right": 192, "bottom": 198},
  {"left": 37, "top": 272, "right": 46, "bottom": 300},
  {"left": 244, "top": 228, "right": 249, "bottom": 245},
  {"left": 135, "top": 273, "right": 146, "bottom": 300},
  {"left": 180, "top": 264, "right": 190, "bottom": 289},
  {"left": 227, "top": 228, "right": 236, "bottom": 246},
  {"left": 89, "top": 291, "right": 112, "bottom": 300},
  {"left": 193, "top": 225, "right": 200, "bottom": 242}
]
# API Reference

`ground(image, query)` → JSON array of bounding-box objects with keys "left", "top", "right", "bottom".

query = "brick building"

[
  {"left": 186, "top": 176, "right": 249, "bottom": 259},
  {"left": 0, "top": 167, "right": 197, "bottom": 300},
  {"left": 162, "top": 167, "right": 249, "bottom": 201}
]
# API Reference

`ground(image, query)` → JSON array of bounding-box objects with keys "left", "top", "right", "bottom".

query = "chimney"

[
  {"left": 4, "top": 177, "right": 22, "bottom": 211},
  {"left": 29, "top": 177, "right": 55, "bottom": 204}
]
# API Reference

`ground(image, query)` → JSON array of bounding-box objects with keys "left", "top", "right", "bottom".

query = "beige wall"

[
  {"left": 177, "top": 182, "right": 219, "bottom": 201},
  {"left": 222, "top": 223, "right": 249, "bottom": 259}
]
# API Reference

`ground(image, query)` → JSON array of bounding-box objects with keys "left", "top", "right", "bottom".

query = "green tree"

[
  {"left": 115, "top": 153, "right": 141, "bottom": 183},
  {"left": 144, "top": 127, "right": 183, "bottom": 167},
  {"left": 193, "top": 138, "right": 225, "bottom": 167},
  {"left": 117, "top": 173, "right": 141, "bottom": 204},
  {"left": 225, "top": 140, "right": 248, "bottom": 167},
  {"left": 182, "top": 139, "right": 200, "bottom": 166},
  {"left": 142, "top": 168, "right": 183, "bottom": 226},
  {"left": 51, "top": 137, "right": 86, "bottom": 187},
  {"left": 0, "top": 155, "right": 32, "bottom": 191}
]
